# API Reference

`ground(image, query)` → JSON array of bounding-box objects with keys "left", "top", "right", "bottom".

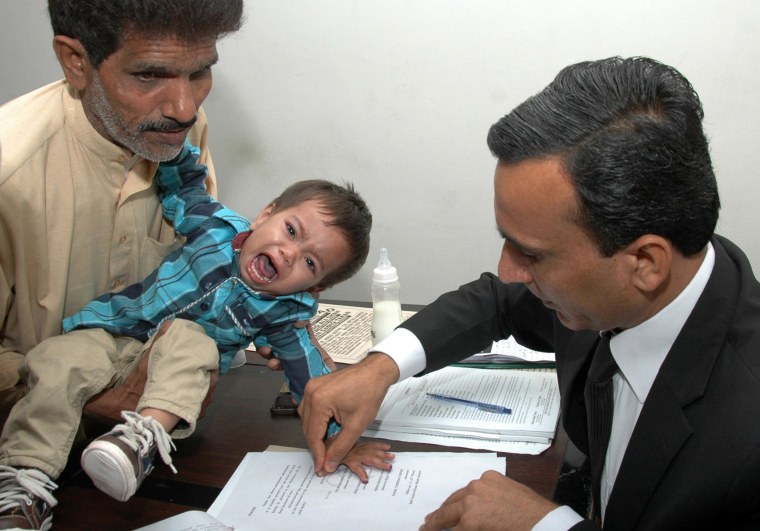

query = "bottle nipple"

[{"left": 373, "top": 248, "right": 398, "bottom": 283}]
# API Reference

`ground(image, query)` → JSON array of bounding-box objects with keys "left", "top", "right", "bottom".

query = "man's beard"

[{"left": 86, "top": 71, "right": 196, "bottom": 162}]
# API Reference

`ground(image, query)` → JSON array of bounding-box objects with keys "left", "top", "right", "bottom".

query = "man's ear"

[
  {"left": 624, "top": 235, "right": 672, "bottom": 294},
  {"left": 250, "top": 203, "right": 275, "bottom": 230},
  {"left": 52, "top": 35, "right": 90, "bottom": 91}
]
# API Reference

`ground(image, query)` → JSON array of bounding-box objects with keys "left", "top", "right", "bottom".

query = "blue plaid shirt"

[{"left": 63, "top": 144, "right": 334, "bottom": 425}]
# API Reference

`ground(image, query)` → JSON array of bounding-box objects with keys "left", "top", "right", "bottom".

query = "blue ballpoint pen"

[{"left": 426, "top": 392, "right": 512, "bottom": 414}]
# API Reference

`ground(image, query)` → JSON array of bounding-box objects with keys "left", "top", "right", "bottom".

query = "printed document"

[
  {"left": 138, "top": 450, "right": 504, "bottom": 530},
  {"left": 308, "top": 303, "right": 415, "bottom": 363},
  {"left": 247, "top": 303, "right": 415, "bottom": 364},
  {"left": 363, "top": 426, "right": 552, "bottom": 455},
  {"left": 365, "top": 366, "right": 560, "bottom": 445},
  {"left": 457, "top": 336, "right": 556, "bottom": 367}
]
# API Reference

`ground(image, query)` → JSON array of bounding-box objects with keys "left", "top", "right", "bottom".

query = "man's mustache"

[{"left": 139, "top": 116, "right": 197, "bottom": 133}]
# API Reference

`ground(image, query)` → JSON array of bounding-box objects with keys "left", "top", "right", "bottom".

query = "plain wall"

[{"left": 2, "top": 1, "right": 759, "bottom": 305}]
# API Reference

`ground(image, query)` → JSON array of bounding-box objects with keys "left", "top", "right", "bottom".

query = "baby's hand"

[{"left": 338, "top": 441, "right": 394, "bottom": 483}]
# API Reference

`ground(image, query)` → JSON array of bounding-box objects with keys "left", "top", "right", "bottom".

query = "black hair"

[
  {"left": 48, "top": 0, "right": 244, "bottom": 68},
  {"left": 487, "top": 56, "right": 720, "bottom": 257}
]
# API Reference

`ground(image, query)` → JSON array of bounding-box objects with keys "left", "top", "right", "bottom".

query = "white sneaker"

[
  {"left": 80, "top": 411, "right": 176, "bottom": 502},
  {"left": 0, "top": 465, "right": 57, "bottom": 530}
]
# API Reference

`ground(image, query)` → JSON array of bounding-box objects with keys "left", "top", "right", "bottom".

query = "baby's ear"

[{"left": 251, "top": 203, "right": 275, "bottom": 229}]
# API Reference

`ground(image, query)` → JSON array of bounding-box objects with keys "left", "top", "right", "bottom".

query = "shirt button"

[{"left": 200, "top": 303, "right": 210, "bottom": 311}]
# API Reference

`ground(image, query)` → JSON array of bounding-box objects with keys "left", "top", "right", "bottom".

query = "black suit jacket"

[{"left": 402, "top": 235, "right": 760, "bottom": 530}]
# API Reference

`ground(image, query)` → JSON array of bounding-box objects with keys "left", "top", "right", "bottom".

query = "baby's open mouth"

[{"left": 250, "top": 254, "right": 277, "bottom": 283}]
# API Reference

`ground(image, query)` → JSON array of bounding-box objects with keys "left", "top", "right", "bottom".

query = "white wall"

[{"left": 3, "top": 1, "right": 759, "bottom": 305}]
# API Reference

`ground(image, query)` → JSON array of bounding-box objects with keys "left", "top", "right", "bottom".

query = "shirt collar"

[
  {"left": 611, "top": 242, "right": 715, "bottom": 403},
  {"left": 232, "top": 230, "right": 253, "bottom": 251}
]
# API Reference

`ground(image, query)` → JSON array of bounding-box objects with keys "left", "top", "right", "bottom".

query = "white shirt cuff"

[
  {"left": 368, "top": 327, "right": 426, "bottom": 381},
  {"left": 532, "top": 505, "right": 584, "bottom": 531}
]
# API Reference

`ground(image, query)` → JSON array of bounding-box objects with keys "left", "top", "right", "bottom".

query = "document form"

[
  {"left": 205, "top": 450, "right": 504, "bottom": 530},
  {"left": 366, "top": 366, "right": 560, "bottom": 445}
]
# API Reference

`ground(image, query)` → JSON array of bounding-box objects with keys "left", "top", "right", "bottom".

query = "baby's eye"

[
  {"left": 305, "top": 257, "right": 316, "bottom": 272},
  {"left": 286, "top": 223, "right": 296, "bottom": 237}
]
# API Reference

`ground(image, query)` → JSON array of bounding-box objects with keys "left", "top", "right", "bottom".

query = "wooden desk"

[{"left": 48, "top": 360, "right": 567, "bottom": 530}]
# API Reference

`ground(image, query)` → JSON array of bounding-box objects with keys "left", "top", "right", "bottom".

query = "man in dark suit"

[{"left": 298, "top": 56, "right": 760, "bottom": 529}]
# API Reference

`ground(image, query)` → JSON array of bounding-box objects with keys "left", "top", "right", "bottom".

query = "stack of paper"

[
  {"left": 364, "top": 366, "right": 560, "bottom": 454},
  {"left": 137, "top": 450, "right": 505, "bottom": 531},
  {"left": 454, "top": 336, "right": 556, "bottom": 369}
]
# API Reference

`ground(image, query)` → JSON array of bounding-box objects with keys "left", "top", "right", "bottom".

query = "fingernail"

[{"left": 326, "top": 460, "right": 339, "bottom": 472}]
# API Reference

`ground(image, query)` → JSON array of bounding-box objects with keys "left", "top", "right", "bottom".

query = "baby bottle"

[{"left": 371, "top": 248, "right": 403, "bottom": 345}]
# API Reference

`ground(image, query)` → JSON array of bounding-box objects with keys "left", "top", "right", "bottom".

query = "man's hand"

[
  {"left": 256, "top": 321, "right": 336, "bottom": 371},
  {"left": 419, "top": 471, "right": 558, "bottom": 531},
  {"left": 300, "top": 353, "right": 399, "bottom": 475}
]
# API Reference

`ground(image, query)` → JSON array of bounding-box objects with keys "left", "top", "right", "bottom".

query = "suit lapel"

[
  {"left": 603, "top": 385, "right": 691, "bottom": 530},
  {"left": 603, "top": 239, "right": 739, "bottom": 530}
]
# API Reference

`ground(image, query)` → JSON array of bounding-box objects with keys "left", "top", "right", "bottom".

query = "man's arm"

[
  {"left": 299, "top": 320, "right": 424, "bottom": 473},
  {"left": 402, "top": 273, "right": 554, "bottom": 374},
  {"left": 299, "top": 273, "right": 554, "bottom": 473},
  {"left": 300, "top": 352, "right": 399, "bottom": 475}
]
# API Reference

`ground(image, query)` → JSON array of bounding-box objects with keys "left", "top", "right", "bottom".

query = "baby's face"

[{"left": 237, "top": 200, "right": 350, "bottom": 296}]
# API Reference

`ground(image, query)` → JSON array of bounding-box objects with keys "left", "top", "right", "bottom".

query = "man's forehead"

[
  {"left": 495, "top": 157, "right": 579, "bottom": 206},
  {"left": 113, "top": 32, "right": 219, "bottom": 66},
  {"left": 494, "top": 158, "right": 584, "bottom": 246}
]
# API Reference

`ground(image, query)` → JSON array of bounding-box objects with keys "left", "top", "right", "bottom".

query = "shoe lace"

[
  {"left": 115, "top": 411, "right": 178, "bottom": 473},
  {"left": 0, "top": 465, "right": 58, "bottom": 514}
]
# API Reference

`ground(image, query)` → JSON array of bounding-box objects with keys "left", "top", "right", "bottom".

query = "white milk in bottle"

[{"left": 371, "top": 248, "right": 403, "bottom": 345}]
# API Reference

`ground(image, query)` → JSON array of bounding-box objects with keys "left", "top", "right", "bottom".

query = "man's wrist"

[
  {"left": 363, "top": 351, "right": 401, "bottom": 387},
  {"left": 369, "top": 328, "right": 426, "bottom": 381},
  {"left": 531, "top": 505, "right": 584, "bottom": 531}
]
